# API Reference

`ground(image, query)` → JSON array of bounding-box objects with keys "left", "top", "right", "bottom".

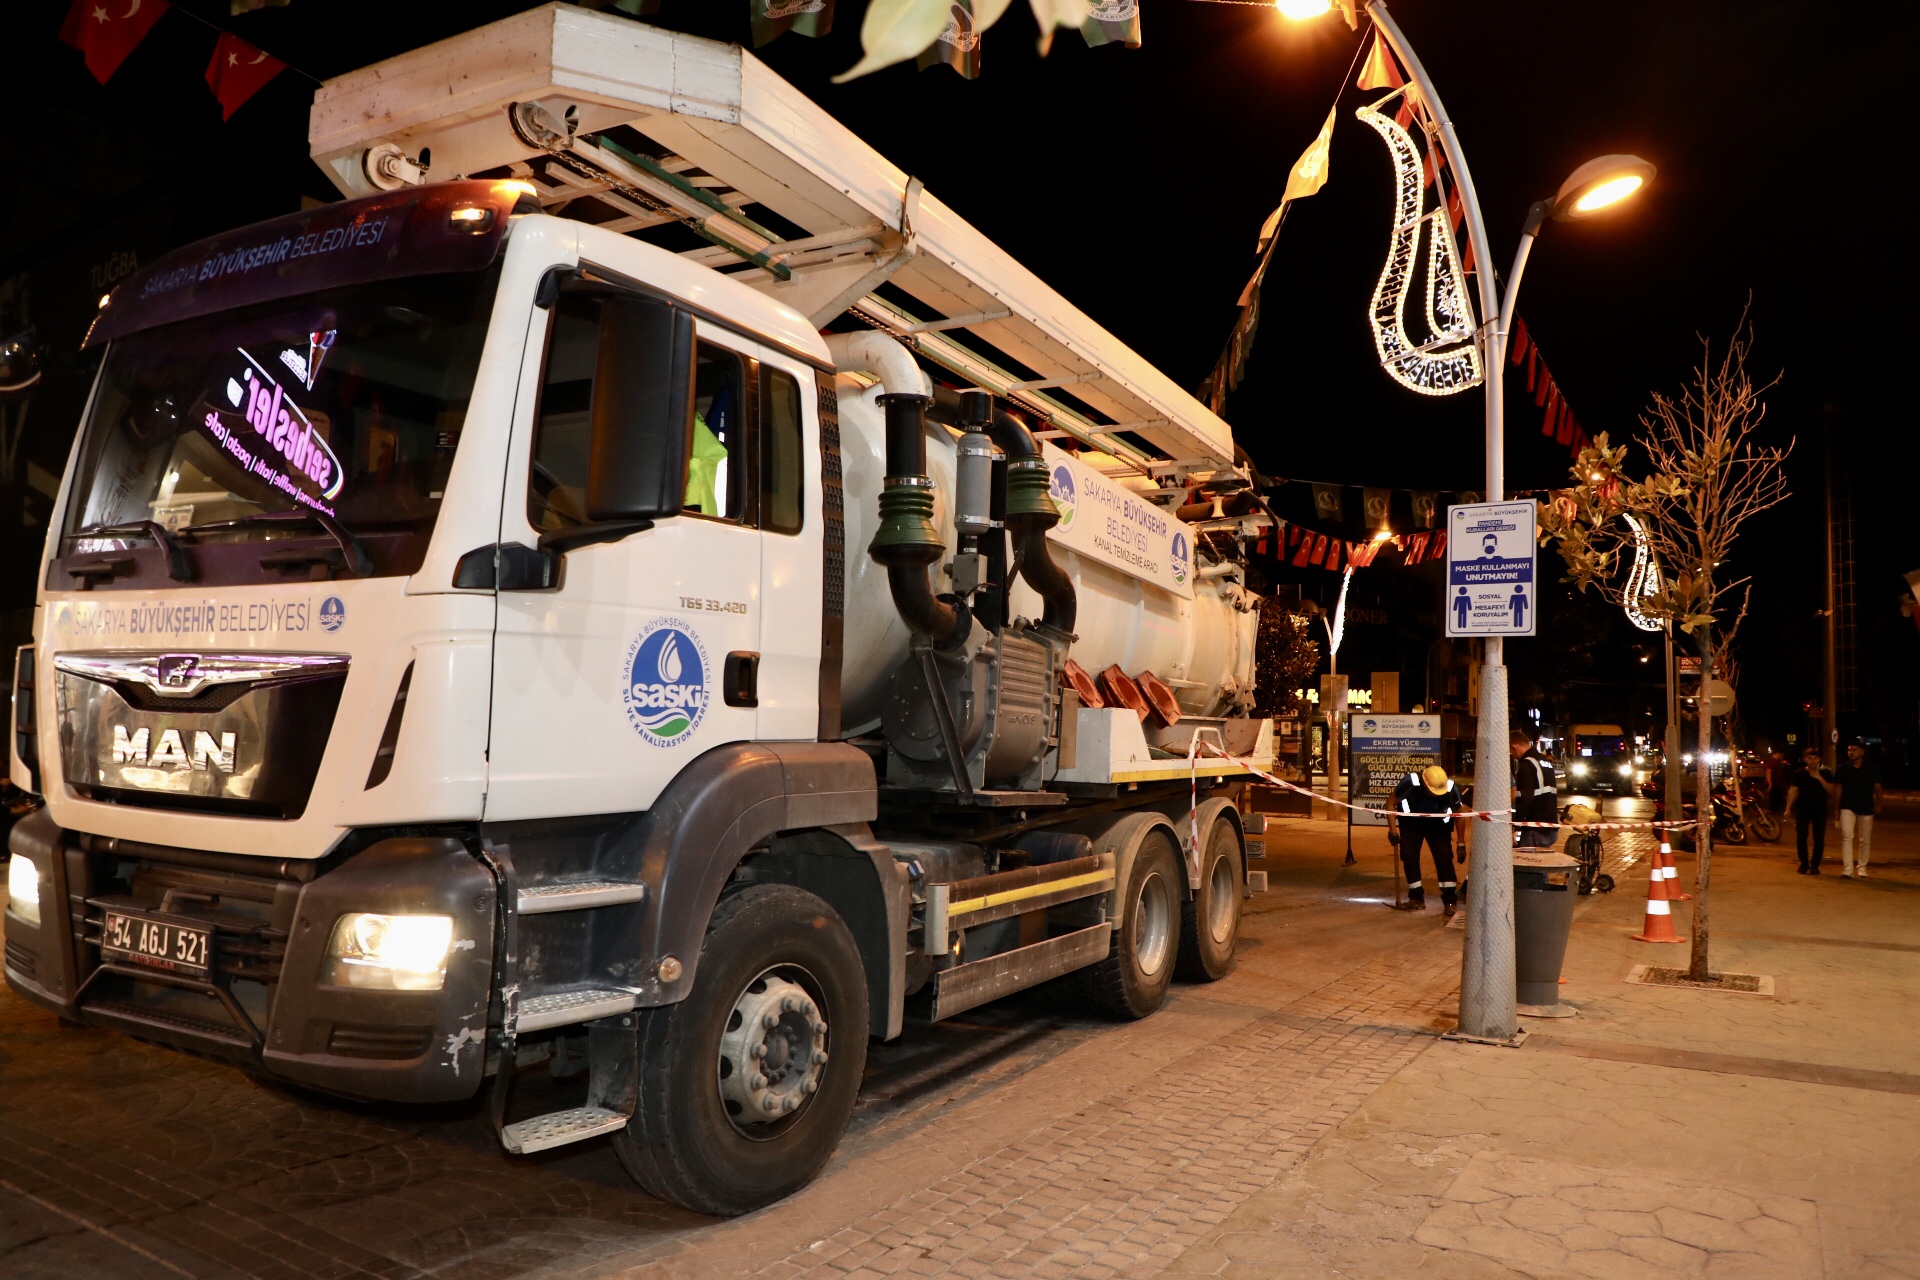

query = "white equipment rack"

[{"left": 309, "top": 3, "right": 1238, "bottom": 481}]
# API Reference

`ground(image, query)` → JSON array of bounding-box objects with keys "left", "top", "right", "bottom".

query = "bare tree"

[{"left": 1540, "top": 315, "right": 1791, "bottom": 980}]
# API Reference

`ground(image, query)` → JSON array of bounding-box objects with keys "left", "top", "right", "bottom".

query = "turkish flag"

[
  {"left": 59, "top": 0, "right": 169, "bottom": 84},
  {"left": 206, "top": 31, "right": 284, "bottom": 120}
]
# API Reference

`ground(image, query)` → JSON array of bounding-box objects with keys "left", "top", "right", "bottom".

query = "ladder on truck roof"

[{"left": 308, "top": 2, "right": 1240, "bottom": 483}]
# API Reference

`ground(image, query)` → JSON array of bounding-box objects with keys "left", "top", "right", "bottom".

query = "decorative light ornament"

[
  {"left": 1621, "top": 513, "right": 1664, "bottom": 633},
  {"left": 1355, "top": 98, "right": 1483, "bottom": 396},
  {"left": 1324, "top": 565, "right": 1354, "bottom": 658}
]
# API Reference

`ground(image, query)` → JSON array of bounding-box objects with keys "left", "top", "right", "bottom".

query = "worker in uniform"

[
  {"left": 1509, "top": 728, "right": 1560, "bottom": 848},
  {"left": 1389, "top": 765, "right": 1466, "bottom": 915}
]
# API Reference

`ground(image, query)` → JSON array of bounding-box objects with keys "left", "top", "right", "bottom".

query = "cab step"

[
  {"left": 515, "top": 987, "right": 636, "bottom": 1033},
  {"left": 500, "top": 1105, "right": 629, "bottom": 1155},
  {"left": 516, "top": 879, "right": 649, "bottom": 914}
]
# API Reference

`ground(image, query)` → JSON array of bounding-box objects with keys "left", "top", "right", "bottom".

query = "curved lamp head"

[
  {"left": 1273, "top": 0, "right": 1333, "bottom": 18},
  {"left": 1551, "top": 155, "right": 1656, "bottom": 221}
]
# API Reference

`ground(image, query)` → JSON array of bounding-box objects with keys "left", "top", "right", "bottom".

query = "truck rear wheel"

[
  {"left": 1176, "top": 814, "right": 1242, "bottom": 981},
  {"left": 1073, "top": 827, "right": 1179, "bottom": 1019},
  {"left": 613, "top": 884, "right": 868, "bottom": 1216}
]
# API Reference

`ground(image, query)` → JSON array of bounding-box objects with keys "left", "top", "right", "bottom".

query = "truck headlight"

[
  {"left": 7, "top": 857, "right": 39, "bottom": 927},
  {"left": 323, "top": 913, "right": 453, "bottom": 991},
  {"left": 1570, "top": 763, "right": 1588, "bottom": 777}
]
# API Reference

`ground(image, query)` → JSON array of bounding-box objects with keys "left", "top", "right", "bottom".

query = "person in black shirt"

[
  {"left": 1390, "top": 765, "right": 1466, "bottom": 914},
  {"left": 1784, "top": 748, "right": 1834, "bottom": 874},
  {"left": 1509, "top": 728, "right": 1559, "bottom": 848},
  {"left": 1834, "top": 740, "right": 1883, "bottom": 878}
]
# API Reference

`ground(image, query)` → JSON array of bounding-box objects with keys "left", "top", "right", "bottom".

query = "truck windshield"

[{"left": 61, "top": 268, "right": 499, "bottom": 581}]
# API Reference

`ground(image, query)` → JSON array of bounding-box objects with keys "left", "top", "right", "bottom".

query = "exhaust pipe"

[{"left": 825, "top": 333, "right": 970, "bottom": 650}]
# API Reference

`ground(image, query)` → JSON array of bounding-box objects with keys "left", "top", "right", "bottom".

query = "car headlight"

[
  {"left": 7, "top": 857, "right": 39, "bottom": 928},
  {"left": 1618, "top": 763, "right": 1634, "bottom": 776},
  {"left": 323, "top": 913, "right": 454, "bottom": 991},
  {"left": 1570, "top": 763, "right": 1588, "bottom": 777}
]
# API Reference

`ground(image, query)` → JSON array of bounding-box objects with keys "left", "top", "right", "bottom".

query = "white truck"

[{"left": 6, "top": 5, "right": 1277, "bottom": 1215}]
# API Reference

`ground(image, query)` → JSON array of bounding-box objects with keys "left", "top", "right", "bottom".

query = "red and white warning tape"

[{"left": 1185, "top": 739, "right": 1703, "bottom": 833}]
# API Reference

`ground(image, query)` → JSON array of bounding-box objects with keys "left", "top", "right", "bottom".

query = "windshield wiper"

[
  {"left": 71, "top": 521, "right": 193, "bottom": 582},
  {"left": 185, "top": 510, "right": 373, "bottom": 578}
]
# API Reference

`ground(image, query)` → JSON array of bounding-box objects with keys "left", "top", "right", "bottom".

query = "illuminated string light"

[
  {"left": 1621, "top": 513, "right": 1664, "bottom": 633},
  {"left": 1355, "top": 99, "right": 1483, "bottom": 396}
]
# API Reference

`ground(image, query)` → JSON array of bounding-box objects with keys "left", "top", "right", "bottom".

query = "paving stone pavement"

[
  {"left": 0, "top": 815, "right": 1471, "bottom": 1280},
  {"left": 14, "top": 799, "right": 1910, "bottom": 1279}
]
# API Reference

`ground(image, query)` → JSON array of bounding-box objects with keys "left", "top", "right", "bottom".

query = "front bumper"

[{"left": 4, "top": 809, "right": 496, "bottom": 1102}]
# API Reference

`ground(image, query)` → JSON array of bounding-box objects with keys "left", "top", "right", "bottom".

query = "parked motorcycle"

[
  {"left": 1644, "top": 781, "right": 1748, "bottom": 850},
  {"left": 1732, "top": 778, "right": 1782, "bottom": 843}
]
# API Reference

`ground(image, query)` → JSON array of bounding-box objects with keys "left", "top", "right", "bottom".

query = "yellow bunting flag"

[
  {"left": 1357, "top": 32, "right": 1404, "bottom": 90},
  {"left": 1256, "top": 106, "right": 1336, "bottom": 251}
]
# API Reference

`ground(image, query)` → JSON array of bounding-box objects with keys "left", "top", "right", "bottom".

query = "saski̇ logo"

[
  {"left": 623, "top": 621, "right": 710, "bottom": 746},
  {"left": 1170, "top": 530, "right": 1190, "bottom": 584}
]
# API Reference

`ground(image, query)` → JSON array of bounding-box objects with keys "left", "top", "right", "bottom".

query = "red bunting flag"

[
  {"left": 1292, "top": 532, "right": 1313, "bottom": 567},
  {"left": 59, "top": 0, "right": 169, "bottom": 84},
  {"left": 1407, "top": 532, "right": 1430, "bottom": 564},
  {"left": 1510, "top": 318, "right": 1530, "bottom": 365},
  {"left": 206, "top": 31, "right": 285, "bottom": 120},
  {"left": 1429, "top": 532, "right": 1446, "bottom": 562},
  {"left": 1556, "top": 406, "right": 1575, "bottom": 446}
]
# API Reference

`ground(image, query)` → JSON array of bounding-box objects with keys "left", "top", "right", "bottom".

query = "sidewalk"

[
  {"left": 0, "top": 814, "right": 1915, "bottom": 1278},
  {"left": 1164, "top": 814, "right": 1920, "bottom": 1280}
]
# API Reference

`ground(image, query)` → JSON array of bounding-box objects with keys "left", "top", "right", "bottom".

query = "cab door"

[{"left": 483, "top": 283, "right": 763, "bottom": 823}]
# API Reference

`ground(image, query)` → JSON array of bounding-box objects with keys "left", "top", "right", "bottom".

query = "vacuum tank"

[{"left": 835, "top": 376, "right": 1258, "bottom": 737}]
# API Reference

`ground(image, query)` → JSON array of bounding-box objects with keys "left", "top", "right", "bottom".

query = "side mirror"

[
  {"left": 0, "top": 329, "right": 44, "bottom": 397},
  {"left": 586, "top": 295, "right": 695, "bottom": 523}
]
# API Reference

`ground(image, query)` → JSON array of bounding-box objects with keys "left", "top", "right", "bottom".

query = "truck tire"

[
  {"left": 1176, "top": 814, "right": 1242, "bottom": 981},
  {"left": 1073, "top": 827, "right": 1180, "bottom": 1019},
  {"left": 612, "top": 884, "right": 868, "bottom": 1216}
]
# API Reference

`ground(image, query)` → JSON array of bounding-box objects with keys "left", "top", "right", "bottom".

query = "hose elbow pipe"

[
  {"left": 825, "top": 332, "right": 970, "bottom": 648},
  {"left": 988, "top": 407, "right": 1076, "bottom": 637}
]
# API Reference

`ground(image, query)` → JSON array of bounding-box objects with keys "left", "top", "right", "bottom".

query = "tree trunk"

[{"left": 1688, "top": 634, "right": 1715, "bottom": 980}]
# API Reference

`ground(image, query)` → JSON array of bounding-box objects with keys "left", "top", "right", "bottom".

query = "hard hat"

[{"left": 1422, "top": 765, "right": 1450, "bottom": 795}]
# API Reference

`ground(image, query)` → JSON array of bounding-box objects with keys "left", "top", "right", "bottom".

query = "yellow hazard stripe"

[{"left": 947, "top": 869, "right": 1114, "bottom": 917}]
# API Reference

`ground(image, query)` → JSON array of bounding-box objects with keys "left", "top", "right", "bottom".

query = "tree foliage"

[{"left": 1538, "top": 312, "right": 1790, "bottom": 980}]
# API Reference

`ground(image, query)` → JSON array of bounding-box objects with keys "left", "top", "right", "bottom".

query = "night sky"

[{"left": 3, "top": 0, "right": 1915, "bottom": 764}]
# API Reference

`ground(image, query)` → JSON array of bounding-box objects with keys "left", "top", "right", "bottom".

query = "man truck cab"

[{"left": 8, "top": 8, "right": 1276, "bottom": 1217}]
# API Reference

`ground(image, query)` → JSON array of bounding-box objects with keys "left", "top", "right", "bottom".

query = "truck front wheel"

[{"left": 613, "top": 884, "right": 869, "bottom": 1216}]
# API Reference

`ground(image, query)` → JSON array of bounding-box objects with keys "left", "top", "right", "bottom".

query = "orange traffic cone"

[
  {"left": 1659, "top": 841, "right": 1691, "bottom": 901},
  {"left": 1632, "top": 855, "right": 1687, "bottom": 944}
]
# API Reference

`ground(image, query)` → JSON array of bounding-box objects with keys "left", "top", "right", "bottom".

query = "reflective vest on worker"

[
  {"left": 1394, "top": 771, "right": 1462, "bottom": 824},
  {"left": 1514, "top": 750, "right": 1557, "bottom": 824}
]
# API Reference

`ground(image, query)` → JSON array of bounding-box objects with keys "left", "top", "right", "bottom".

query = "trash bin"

[{"left": 1513, "top": 849, "right": 1580, "bottom": 1017}]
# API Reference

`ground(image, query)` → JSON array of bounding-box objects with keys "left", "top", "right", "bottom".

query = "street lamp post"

[{"left": 1347, "top": 2, "right": 1652, "bottom": 1041}]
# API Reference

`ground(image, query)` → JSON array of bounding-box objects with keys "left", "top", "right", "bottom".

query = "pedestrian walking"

[
  {"left": 1389, "top": 765, "right": 1466, "bottom": 915},
  {"left": 1784, "top": 748, "right": 1834, "bottom": 875},
  {"left": 1509, "top": 727, "right": 1559, "bottom": 848},
  {"left": 1834, "top": 740, "right": 1883, "bottom": 878}
]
